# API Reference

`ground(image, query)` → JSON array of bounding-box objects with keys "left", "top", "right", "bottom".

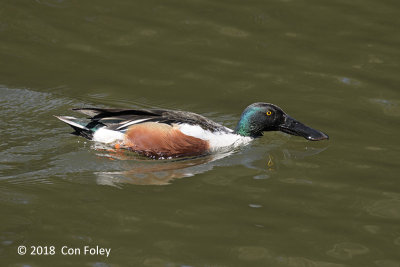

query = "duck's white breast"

[{"left": 177, "top": 123, "right": 252, "bottom": 150}]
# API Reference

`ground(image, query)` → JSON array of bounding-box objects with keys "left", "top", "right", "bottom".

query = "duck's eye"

[{"left": 266, "top": 111, "right": 272, "bottom": 116}]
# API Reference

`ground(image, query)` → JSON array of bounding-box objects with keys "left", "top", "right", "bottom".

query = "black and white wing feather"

[{"left": 73, "top": 108, "right": 230, "bottom": 133}]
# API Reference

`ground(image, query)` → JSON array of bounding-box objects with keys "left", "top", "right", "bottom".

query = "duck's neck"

[{"left": 234, "top": 111, "right": 262, "bottom": 138}]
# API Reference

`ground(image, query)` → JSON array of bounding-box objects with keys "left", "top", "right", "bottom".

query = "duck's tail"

[{"left": 55, "top": 116, "right": 94, "bottom": 139}]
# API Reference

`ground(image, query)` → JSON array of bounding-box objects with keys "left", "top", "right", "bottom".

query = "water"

[{"left": 1, "top": 0, "right": 399, "bottom": 266}]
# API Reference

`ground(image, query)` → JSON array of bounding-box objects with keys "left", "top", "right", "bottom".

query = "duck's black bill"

[{"left": 279, "top": 115, "right": 329, "bottom": 141}]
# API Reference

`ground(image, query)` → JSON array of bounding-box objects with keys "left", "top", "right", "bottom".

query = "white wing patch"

[
  {"left": 177, "top": 124, "right": 252, "bottom": 150},
  {"left": 116, "top": 119, "right": 150, "bottom": 130}
]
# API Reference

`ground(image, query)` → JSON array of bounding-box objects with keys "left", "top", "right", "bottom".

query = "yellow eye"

[{"left": 266, "top": 111, "right": 272, "bottom": 116}]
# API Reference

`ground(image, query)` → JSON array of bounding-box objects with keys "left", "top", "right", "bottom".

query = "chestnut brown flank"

[{"left": 124, "top": 122, "right": 210, "bottom": 158}]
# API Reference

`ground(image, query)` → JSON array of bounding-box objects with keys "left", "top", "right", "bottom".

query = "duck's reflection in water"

[
  {"left": 94, "top": 150, "right": 232, "bottom": 186},
  {"left": 94, "top": 141, "right": 328, "bottom": 186}
]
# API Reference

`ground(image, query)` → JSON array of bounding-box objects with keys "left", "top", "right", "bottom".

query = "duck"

[{"left": 56, "top": 103, "right": 328, "bottom": 159}]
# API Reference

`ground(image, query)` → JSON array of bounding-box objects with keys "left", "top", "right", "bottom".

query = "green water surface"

[{"left": 1, "top": 0, "right": 399, "bottom": 266}]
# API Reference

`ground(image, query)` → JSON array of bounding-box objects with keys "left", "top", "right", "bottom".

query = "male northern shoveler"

[{"left": 56, "top": 103, "right": 328, "bottom": 159}]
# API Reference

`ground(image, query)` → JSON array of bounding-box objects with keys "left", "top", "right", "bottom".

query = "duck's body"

[
  {"left": 57, "top": 107, "right": 252, "bottom": 158},
  {"left": 56, "top": 103, "right": 328, "bottom": 159}
]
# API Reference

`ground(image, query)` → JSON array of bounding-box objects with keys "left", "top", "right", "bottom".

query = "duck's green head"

[{"left": 235, "top": 102, "right": 329, "bottom": 140}]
